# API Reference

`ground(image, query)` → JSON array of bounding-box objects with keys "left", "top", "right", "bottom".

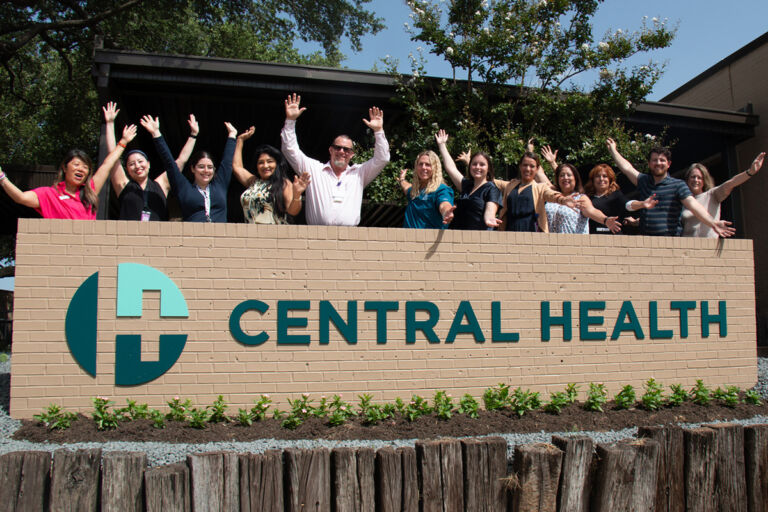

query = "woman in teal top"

[{"left": 397, "top": 150, "right": 454, "bottom": 228}]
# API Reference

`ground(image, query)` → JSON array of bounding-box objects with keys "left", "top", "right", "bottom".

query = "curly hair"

[
  {"left": 585, "top": 164, "right": 620, "bottom": 196},
  {"left": 410, "top": 150, "right": 444, "bottom": 199}
]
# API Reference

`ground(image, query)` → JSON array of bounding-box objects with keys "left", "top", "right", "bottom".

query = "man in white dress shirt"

[{"left": 280, "top": 93, "right": 390, "bottom": 226}]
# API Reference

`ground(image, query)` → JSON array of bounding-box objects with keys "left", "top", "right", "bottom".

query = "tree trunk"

[
  {"left": 592, "top": 438, "right": 660, "bottom": 512},
  {"left": 101, "top": 451, "right": 147, "bottom": 512},
  {"left": 461, "top": 437, "right": 508, "bottom": 512},
  {"left": 512, "top": 442, "right": 563, "bottom": 512},
  {"left": 638, "top": 424, "right": 685, "bottom": 512},
  {"left": 0, "top": 450, "right": 50, "bottom": 511},
  {"left": 684, "top": 427, "right": 717, "bottom": 512},
  {"left": 744, "top": 424, "right": 768, "bottom": 512},
  {"left": 50, "top": 448, "right": 101, "bottom": 512},
  {"left": 707, "top": 423, "right": 748, "bottom": 512},
  {"left": 239, "top": 450, "right": 283, "bottom": 512},
  {"left": 551, "top": 435, "right": 593, "bottom": 512},
  {"left": 284, "top": 447, "right": 331, "bottom": 512},
  {"left": 145, "top": 462, "right": 190, "bottom": 512}
]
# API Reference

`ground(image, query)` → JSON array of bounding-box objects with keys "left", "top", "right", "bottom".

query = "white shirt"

[
  {"left": 681, "top": 187, "right": 723, "bottom": 238},
  {"left": 281, "top": 119, "right": 390, "bottom": 226}
]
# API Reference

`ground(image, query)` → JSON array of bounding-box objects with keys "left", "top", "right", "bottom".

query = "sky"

[{"left": 306, "top": 0, "right": 768, "bottom": 101}]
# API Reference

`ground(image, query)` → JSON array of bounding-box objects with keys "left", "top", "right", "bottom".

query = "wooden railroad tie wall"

[{"left": 0, "top": 423, "right": 766, "bottom": 511}]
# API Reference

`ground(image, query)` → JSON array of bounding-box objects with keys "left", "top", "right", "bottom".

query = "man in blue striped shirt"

[{"left": 606, "top": 139, "right": 735, "bottom": 237}]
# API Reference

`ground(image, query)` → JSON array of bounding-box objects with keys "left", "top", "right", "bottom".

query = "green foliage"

[
  {"left": 236, "top": 408, "right": 254, "bottom": 426},
  {"left": 565, "top": 383, "right": 580, "bottom": 404},
  {"left": 457, "top": 394, "right": 480, "bottom": 418},
  {"left": 150, "top": 409, "right": 166, "bottom": 429},
  {"left": 328, "top": 394, "right": 357, "bottom": 426},
  {"left": 510, "top": 387, "right": 541, "bottom": 417},
  {"left": 117, "top": 399, "right": 151, "bottom": 420},
  {"left": 166, "top": 396, "right": 192, "bottom": 422},
  {"left": 432, "top": 390, "right": 455, "bottom": 420},
  {"left": 400, "top": 394, "right": 432, "bottom": 422},
  {"left": 544, "top": 391, "right": 570, "bottom": 414},
  {"left": 483, "top": 383, "right": 511, "bottom": 411},
  {"left": 712, "top": 386, "right": 741, "bottom": 408},
  {"left": 282, "top": 393, "right": 315, "bottom": 428},
  {"left": 92, "top": 396, "right": 120, "bottom": 430},
  {"left": 251, "top": 395, "right": 273, "bottom": 421},
  {"left": 207, "top": 395, "right": 229, "bottom": 423},
  {"left": 641, "top": 378, "right": 665, "bottom": 411},
  {"left": 358, "top": 393, "right": 393, "bottom": 425},
  {"left": 188, "top": 407, "right": 210, "bottom": 429},
  {"left": 584, "top": 383, "right": 607, "bottom": 412},
  {"left": 613, "top": 385, "right": 636, "bottom": 410},
  {"left": 744, "top": 390, "right": 763, "bottom": 406},
  {"left": 34, "top": 403, "right": 78, "bottom": 430},
  {"left": 668, "top": 384, "right": 687, "bottom": 407},
  {"left": 372, "top": 0, "right": 677, "bottom": 203},
  {"left": 690, "top": 380, "right": 712, "bottom": 406}
]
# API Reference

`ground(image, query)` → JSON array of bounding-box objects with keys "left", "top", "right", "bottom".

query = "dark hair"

[
  {"left": 249, "top": 144, "right": 294, "bottom": 217},
  {"left": 517, "top": 151, "right": 540, "bottom": 178},
  {"left": 648, "top": 146, "right": 672, "bottom": 161},
  {"left": 554, "top": 163, "right": 584, "bottom": 194},
  {"left": 585, "top": 164, "right": 620, "bottom": 196},
  {"left": 189, "top": 151, "right": 217, "bottom": 173},
  {"left": 55, "top": 149, "right": 97, "bottom": 214},
  {"left": 469, "top": 151, "right": 495, "bottom": 182}
]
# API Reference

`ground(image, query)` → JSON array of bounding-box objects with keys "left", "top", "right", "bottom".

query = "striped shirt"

[{"left": 636, "top": 174, "right": 691, "bottom": 236}]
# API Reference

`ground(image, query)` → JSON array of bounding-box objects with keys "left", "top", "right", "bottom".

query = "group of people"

[{"left": 1, "top": 93, "right": 764, "bottom": 240}]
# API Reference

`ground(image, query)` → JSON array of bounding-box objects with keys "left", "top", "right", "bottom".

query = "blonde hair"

[
  {"left": 683, "top": 163, "right": 714, "bottom": 192},
  {"left": 410, "top": 150, "right": 444, "bottom": 199}
]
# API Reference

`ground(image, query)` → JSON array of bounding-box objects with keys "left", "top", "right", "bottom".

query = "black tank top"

[
  {"left": 506, "top": 183, "right": 537, "bottom": 232},
  {"left": 118, "top": 180, "right": 168, "bottom": 221}
]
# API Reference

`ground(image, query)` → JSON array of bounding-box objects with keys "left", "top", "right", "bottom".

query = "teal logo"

[{"left": 65, "top": 263, "right": 189, "bottom": 386}]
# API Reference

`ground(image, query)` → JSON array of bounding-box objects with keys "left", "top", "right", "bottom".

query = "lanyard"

[{"left": 196, "top": 184, "right": 211, "bottom": 222}]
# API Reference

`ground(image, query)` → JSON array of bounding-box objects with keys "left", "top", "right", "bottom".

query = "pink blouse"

[{"left": 33, "top": 181, "right": 96, "bottom": 220}]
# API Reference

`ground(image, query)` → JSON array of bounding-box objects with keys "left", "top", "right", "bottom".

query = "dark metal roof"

[{"left": 661, "top": 30, "right": 768, "bottom": 102}]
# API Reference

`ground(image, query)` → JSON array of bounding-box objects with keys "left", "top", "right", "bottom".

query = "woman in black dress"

[
  {"left": 584, "top": 164, "right": 631, "bottom": 234},
  {"left": 434, "top": 129, "right": 502, "bottom": 230},
  {"left": 103, "top": 102, "right": 199, "bottom": 221}
]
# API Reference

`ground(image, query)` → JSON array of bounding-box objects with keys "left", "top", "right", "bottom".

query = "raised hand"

[
  {"left": 456, "top": 150, "right": 471, "bottom": 166},
  {"left": 362, "top": 106, "right": 384, "bottom": 132},
  {"left": 749, "top": 152, "right": 765, "bottom": 176},
  {"left": 238, "top": 126, "right": 255, "bottom": 142},
  {"left": 102, "top": 102, "right": 119, "bottom": 123},
  {"left": 284, "top": 93, "right": 306, "bottom": 121},
  {"left": 399, "top": 168, "right": 408, "bottom": 181},
  {"left": 561, "top": 195, "right": 578, "bottom": 209},
  {"left": 188, "top": 114, "right": 199, "bottom": 137},
  {"left": 606, "top": 216, "right": 622, "bottom": 233},
  {"left": 526, "top": 137, "right": 535, "bottom": 153},
  {"left": 442, "top": 205, "right": 456, "bottom": 224},
  {"left": 293, "top": 172, "right": 311, "bottom": 195},
  {"left": 435, "top": 129, "right": 449, "bottom": 146},
  {"left": 224, "top": 122, "right": 237, "bottom": 138},
  {"left": 140, "top": 115, "right": 161, "bottom": 137},
  {"left": 713, "top": 220, "right": 736, "bottom": 238},
  {"left": 641, "top": 193, "right": 658, "bottom": 210},
  {"left": 120, "top": 124, "right": 137, "bottom": 145},
  {"left": 541, "top": 145, "right": 558, "bottom": 167},
  {"left": 605, "top": 137, "right": 618, "bottom": 152}
]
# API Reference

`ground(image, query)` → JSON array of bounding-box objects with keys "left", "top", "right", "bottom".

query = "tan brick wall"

[{"left": 9, "top": 218, "right": 757, "bottom": 418}]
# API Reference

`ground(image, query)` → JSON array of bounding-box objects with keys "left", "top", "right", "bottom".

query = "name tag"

[
  {"left": 332, "top": 183, "right": 345, "bottom": 203},
  {"left": 58, "top": 195, "right": 70, "bottom": 200}
]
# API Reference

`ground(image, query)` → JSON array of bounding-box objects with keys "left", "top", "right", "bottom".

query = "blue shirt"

[
  {"left": 403, "top": 183, "right": 454, "bottom": 229},
  {"left": 636, "top": 173, "right": 691, "bottom": 236}
]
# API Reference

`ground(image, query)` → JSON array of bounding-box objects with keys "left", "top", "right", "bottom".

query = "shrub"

[
  {"left": 34, "top": 403, "right": 77, "bottom": 430},
  {"left": 545, "top": 391, "right": 570, "bottom": 414},
  {"left": 614, "top": 385, "right": 636, "bottom": 410},
  {"left": 690, "top": 380, "right": 712, "bottom": 406},
  {"left": 92, "top": 396, "right": 120, "bottom": 430},
  {"left": 433, "top": 391, "right": 454, "bottom": 420},
  {"left": 565, "top": 383, "right": 580, "bottom": 404},
  {"left": 668, "top": 384, "right": 687, "bottom": 407},
  {"left": 483, "top": 383, "right": 511, "bottom": 411},
  {"left": 641, "top": 378, "right": 665, "bottom": 411},
  {"left": 510, "top": 387, "right": 541, "bottom": 417},
  {"left": 208, "top": 395, "right": 229, "bottom": 423},
  {"left": 744, "top": 390, "right": 763, "bottom": 405},
  {"left": 457, "top": 394, "right": 480, "bottom": 419},
  {"left": 166, "top": 396, "right": 192, "bottom": 422},
  {"left": 584, "top": 383, "right": 608, "bottom": 412}
]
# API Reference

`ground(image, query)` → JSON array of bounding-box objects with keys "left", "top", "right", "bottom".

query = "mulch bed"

[{"left": 14, "top": 401, "right": 768, "bottom": 444}]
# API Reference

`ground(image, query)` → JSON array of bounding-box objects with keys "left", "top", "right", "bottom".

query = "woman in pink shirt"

[{"left": 0, "top": 124, "right": 136, "bottom": 219}]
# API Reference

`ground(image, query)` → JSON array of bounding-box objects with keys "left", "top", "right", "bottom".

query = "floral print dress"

[{"left": 240, "top": 179, "right": 286, "bottom": 224}]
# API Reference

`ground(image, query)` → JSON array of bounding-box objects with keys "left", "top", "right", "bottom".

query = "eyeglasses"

[{"left": 331, "top": 144, "right": 355, "bottom": 154}]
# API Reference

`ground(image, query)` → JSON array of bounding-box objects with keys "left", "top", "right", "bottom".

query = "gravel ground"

[{"left": 0, "top": 357, "right": 765, "bottom": 467}]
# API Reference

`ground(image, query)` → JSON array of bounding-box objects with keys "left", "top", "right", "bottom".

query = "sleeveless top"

[
  {"left": 545, "top": 194, "right": 589, "bottom": 234},
  {"left": 118, "top": 179, "right": 168, "bottom": 221},
  {"left": 505, "top": 183, "right": 537, "bottom": 232},
  {"left": 240, "top": 179, "right": 287, "bottom": 224}
]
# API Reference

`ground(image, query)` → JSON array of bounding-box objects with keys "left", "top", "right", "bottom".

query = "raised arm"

[
  {"left": 626, "top": 194, "right": 658, "bottom": 212},
  {"left": 0, "top": 166, "right": 40, "bottom": 209},
  {"left": 711, "top": 152, "right": 765, "bottom": 203},
  {"left": 142, "top": 115, "right": 187, "bottom": 196},
  {"left": 435, "top": 130, "right": 464, "bottom": 189},
  {"left": 232, "top": 126, "right": 256, "bottom": 187},
  {"left": 397, "top": 168, "right": 412, "bottom": 195},
  {"left": 280, "top": 93, "right": 315, "bottom": 176},
  {"left": 681, "top": 195, "right": 736, "bottom": 238},
  {"left": 174, "top": 114, "right": 199, "bottom": 171},
  {"left": 215, "top": 122, "right": 238, "bottom": 187},
  {"left": 288, "top": 172, "right": 310, "bottom": 216},
  {"left": 606, "top": 138, "right": 640, "bottom": 186},
  {"left": 359, "top": 106, "right": 390, "bottom": 186},
  {"left": 92, "top": 124, "right": 136, "bottom": 195},
  {"left": 102, "top": 102, "right": 130, "bottom": 195}
]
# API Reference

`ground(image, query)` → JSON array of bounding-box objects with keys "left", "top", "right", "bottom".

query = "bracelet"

[
  {"left": 603, "top": 215, "right": 608, "bottom": 225},
  {"left": 746, "top": 169, "right": 755, "bottom": 177},
  {"left": 189, "top": 134, "right": 197, "bottom": 139},
  {"left": 117, "top": 142, "right": 126, "bottom": 148},
  {"left": 0, "top": 172, "right": 6, "bottom": 181}
]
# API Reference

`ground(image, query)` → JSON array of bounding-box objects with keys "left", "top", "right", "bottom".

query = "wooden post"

[
  {"left": 592, "top": 438, "right": 660, "bottom": 512},
  {"left": 416, "top": 439, "right": 464, "bottom": 511},
  {"left": 188, "top": 452, "right": 224, "bottom": 512},
  {"left": 101, "top": 451, "right": 147, "bottom": 512},
  {"left": 551, "top": 435, "right": 593, "bottom": 512},
  {"left": 284, "top": 447, "right": 331, "bottom": 512},
  {"left": 376, "top": 446, "right": 418, "bottom": 512},
  {"left": 145, "top": 462, "right": 190, "bottom": 512},
  {"left": 512, "top": 442, "right": 563, "bottom": 512},
  {"left": 461, "top": 437, "right": 508, "bottom": 512},
  {"left": 707, "top": 423, "right": 748, "bottom": 512},
  {"left": 332, "top": 447, "right": 375, "bottom": 512},
  {"left": 744, "top": 424, "right": 768, "bottom": 512},
  {"left": 239, "top": 450, "right": 283, "bottom": 512},
  {"left": 0, "top": 451, "right": 50, "bottom": 511},
  {"left": 639, "top": 425, "right": 685, "bottom": 512},
  {"left": 50, "top": 448, "right": 101, "bottom": 512},
  {"left": 684, "top": 427, "right": 717, "bottom": 512}
]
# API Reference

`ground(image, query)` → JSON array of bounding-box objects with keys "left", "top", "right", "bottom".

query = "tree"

[{"left": 366, "top": 0, "right": 675, "bottom": 204}]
